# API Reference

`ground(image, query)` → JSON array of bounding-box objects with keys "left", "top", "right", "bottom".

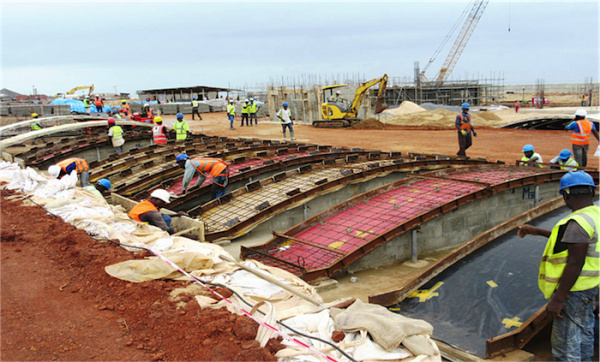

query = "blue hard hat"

[
  {"left": 282, "top": 102, "right": 288, "bottom": 107},
  {"left": 522, "top": 144, "right": 534, "bottom": 152},
  {"left": 193, "top": 97, "right": 197, "bottom": 100},
  {"left": 462, "top": 103, "right": 470, "bottom": 109},
  {"left": 176, "top": 153, "right": 189, "bottom": 163},
  {"left": 97, "top": 178, "right": 111, "bottom": 190},
  {"left": 559, "top": 171, "right": 596, "bottom": 194},
  {"left": 558, "top": 149, "right": 572, "bottom": 160},
  {"left": 176, "top": 113, "right": 183, "bottom": 119}
]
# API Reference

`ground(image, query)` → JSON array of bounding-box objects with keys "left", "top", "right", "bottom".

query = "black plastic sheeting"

[{"left": 392, "top": 203, "right": 589, "bottom": 357}]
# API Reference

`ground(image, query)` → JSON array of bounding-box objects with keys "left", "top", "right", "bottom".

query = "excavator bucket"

[{"left": 375, "top": 99, "right": 388, "bottom": 114}]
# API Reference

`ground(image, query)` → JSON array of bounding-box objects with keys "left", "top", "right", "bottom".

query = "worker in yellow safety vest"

[
  {"left": 107, "top": 118, "right": 125, "bottom": 154},
  {"left": 248, "top": 98, "right": 259, "bottom": 126},
  {"left": 173, "top": 113, "right": 191, "bottom": 141},
  {"left": 31, "top": 113, "right": 42, "bottom": 130},
  {"left": 520, "top": 144, "right": 543, "bottom": 167},
  {"left": 240, "top": 99, "right": 250, "bottom": 127},
  {"left": 549, "top": 149, "right": 578, "bottom": 171},
  {"left": 191, "top": 97, "right": 202, "bottom": 120},
  {"left": 227, "top": 100, "right": 236, "bottom": 130},
  {"left": 517, "top": 171, "right": 599, "bottom": 361}
]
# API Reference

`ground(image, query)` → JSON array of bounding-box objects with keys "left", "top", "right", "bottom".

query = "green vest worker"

[
  {"left": 173, "top": 113, "right": 190, "bottom": 141},
  {"left": 517, "top": 171, "right": 599, "bottom": 361}
]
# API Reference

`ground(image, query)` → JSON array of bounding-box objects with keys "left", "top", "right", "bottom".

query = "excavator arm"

[
  {"left": 66, "top": 85, "right": 94, "bottom": 96},
  {"left": 348, "top": 74, "right": 388, "bottom": 116}
]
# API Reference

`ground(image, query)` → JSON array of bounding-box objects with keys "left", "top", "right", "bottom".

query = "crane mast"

[{"left": 434, "top": 0, "right": 489, "bottom": 86}]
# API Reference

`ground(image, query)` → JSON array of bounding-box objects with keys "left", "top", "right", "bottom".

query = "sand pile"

[
  {"left": 352, "top": 118, "right": 386, "bottom": 129},
  {"left": 380, "top": 101, "right": 426, "bottom": 117},
  {"left": 380, "top": 108, "right": 503, "bottom": 129}
]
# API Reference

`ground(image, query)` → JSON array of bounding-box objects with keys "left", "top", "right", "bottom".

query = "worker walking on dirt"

[
  {"left": 176, "top": 154, "right": 229, "bottom": 199},
  {"left": 48, "top": 158, "right": 90, "bottom": 187},
  {"left": 455, "top": 102, "right": 477, "bottom": 157},
  {"left": 107, "top": 118, "right": 125, "bottom": 154},
  {"left": 84, "top": 178, "right": 111, "bottom": 197},
  {"left": 191, "top": 97, "right": 202, "bottom": 120},
  {"left": 520, "top": 144, "right": 543, "bottom": 167},
  {"left": 174, "top": 113, "right": 191, "bottom": 141},
  {"left": 277, "top": 102, "right": 295, "bottom": 141},
  {"left": 152, "top": 116, "right": 169, "bottom": 144},
  {"left": 83, "top": 96, "right": 91, "bottom": 114},
  {"left": 227, "top": 100, "right": 236, "bottom": 130},
  {"left": 566, "top": 109, "right": 599, "bottom": 168},
  {"left": 241, "top": 99, "right": 250, "bottom": 127},
  {"left": 549, "top": 149, "right": 578, "bottom": 171},
  {"left": 249, "top": 98, "right": 259, "bottom": 125},
  {"left": 517, "top": 171, "right": 599, "bottom": 361},
  {"left": 128, "top": 189, "right": 187, "bottom": 235}
]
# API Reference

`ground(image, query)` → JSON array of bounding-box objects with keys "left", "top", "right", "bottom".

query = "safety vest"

[
  {"left": 557, "top": 157, "right": 578, "bottom": 171},
  {"left": 249, "top": 103, "right": 258, "bottom": 113},
  {"left": 122, "top": 104, "right": 131, "bottom": 113},
  {"left": 191, "top": 100, "right": 199, "bottom": 108},
  {"left": 538, "top": 205, "right": 600, "bottom": 299},
  {"left": 83, "top": 99, "right": 91, "bottom": 107},
  {"left": 84, "top": 185, "right": 103, "bottom": 197},
  {"left": 191, "top": 158, "right": 229, "bottom": 181},
  {"left": 571, "top": 119, "right": 593, "bottom": 146},
  {"left": 458, "top": 114, "right": 472, "bottom": 132},
  {"left": 152, "top": 125, "right": 168, "bottom": 144},
  {"left": 521, "top": 153, "right": 543, "bottom": 168},
  {"left": 94, "top": 98, "right": 103, "bottom": 107},
  {"left": 173, "top": 120, "right": 189, "bottom": 141},
  {"left": 128, "top": 200, "right": 159, "bottom": 222},
  {"left": 241, "top": 103, "right": 249, "bottom": 114},
  {"left": 227, "top": 104, "right": 236, "bottom": 116},
  {"left": 110, "top": 125, "right": 124, "bottom": 142},
  {"left": 31, "top": 123, "right": 42, "bottom": 131},
  {"left": 57, "top": 158, "right": 89, "bottom": 174}
]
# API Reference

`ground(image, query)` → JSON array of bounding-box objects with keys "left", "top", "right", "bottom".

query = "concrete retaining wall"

[{"left": 347, "top": 181, "right": 560, "bottom": 273}]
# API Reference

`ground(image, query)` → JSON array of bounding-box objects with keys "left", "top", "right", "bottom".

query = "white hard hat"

[
  {"left": 229, "top": 100, "right": 234, "bottom": 103},
  {"left": 150, "top": 189, "right": 170, "bottom": 203},
  {"left": 336, "top": 91, "right": 341, "bottom": 95},
  {"left": 244, "top": 99, "right": 249, "bottom": 102},
  {"left": 250, "top": 98, "right": 254, "bottom": 101},
  {"left": 575, "top": 109, "right": 587, "bottom": 117},
  {"left": 48, "top": 165, "right": 61, "bottom": 178},
  {"left": 144, "top": 103, "right": 149, "bottom": 107}
]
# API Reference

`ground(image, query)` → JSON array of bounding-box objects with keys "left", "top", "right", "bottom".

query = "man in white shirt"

[{"left": 276, "top": 102, "right": 295, "bottom": 141}]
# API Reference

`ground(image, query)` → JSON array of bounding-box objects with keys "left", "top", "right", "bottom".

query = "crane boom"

[{"left": 434, "top": 0, "right": 488, "bottom": 86}]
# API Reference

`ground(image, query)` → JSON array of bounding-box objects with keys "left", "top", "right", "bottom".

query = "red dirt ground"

[{"left": 0, "top": 191, "right": 283, "bottom": 361}]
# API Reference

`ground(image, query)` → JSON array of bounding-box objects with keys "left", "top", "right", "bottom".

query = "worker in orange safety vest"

[
  {"left": 47, "top": 158, "right": 90, "bottom": 186},
  {"left": 152, "top": 116, "right": 169, "bottom": 144},
  {"left": 128, "top": 189, "right": 187, "bottom": 234},
  {"left": 565, "top": 109, "right": 599, "bottom": 167},
  {"left": 175, "top": 154, "right": 229, "bottom": 199}
]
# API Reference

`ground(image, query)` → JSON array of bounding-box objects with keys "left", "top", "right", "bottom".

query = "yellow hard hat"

[
  {"left": 121, "top": 100, "right": 127, "bottom": 104},
  {"left": 31, "top": 113, "right": 38, "bottom": 118},
  {"left": 154, "top": 116, "right": 163, "bottom": 123}
]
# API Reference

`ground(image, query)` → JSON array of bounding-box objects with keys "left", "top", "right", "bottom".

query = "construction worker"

[
  {"left": 152, "top": 116, "right": 169, "bottom": 144},
  {"left": 176, "top": 154, "right": 229, "bottom": 199},
  {"left": 565, "top": 109, "right": 599, "bottom": 168},
  {"left": 140, "top": 103, "right": 154, "bottom": 122},
  {"left": 128, "top": 189, "right": 187, "bottom": 235},
  {"left": 121, "top": 100, "right": 131, "bottom": 118},
  {"left": 331, "top": 91, "right": 343, "bottom": 103},
  {"left": 111, "top": 109, "right": 122, "bottom": 120},
  {"left": 83, "top": 96, "right": 91, "bottom": 114},
  {"left": 240, "top": 99, "right": 250, "bottom": 127},
  {"left": 48, "top": 158, "right": 90, "bottom": 187},
  {"left": 191, "top": 97, "right": 202, "bottom": 120},
  {"left": 227, "top": 100, "right": 236, "bottom": 130},
  {"left": 549, "top": 149, "right": 579, "bottom": 171},
  {"left": 84, "top": 178, "right": 111, "bottom": 197},
  {"left": 94, "top": 96, "right": 104, "bottom": 113},
  {"left": 173, "top": 113, "right": 191, "bottom": 141},
  {"left": 455, "top": 102, "right": 477, "bottom": 157},
  {"left": 248, "top": 98, "right": 259, "bottom": 125},
  {"left": 277, "top": 102, "right": 295, "bottom": 141},
  {"left": 520, "top": 144, "right": 543, "bottom": 167},
  {"left": 31, "top": 113, "right": 42, "bottom": 131},
  {"left": 107, "top": 118, "right": 125, "bottom": 154},
  {"left": 517, "top": 171, "right": 599, "bottom": 361}
]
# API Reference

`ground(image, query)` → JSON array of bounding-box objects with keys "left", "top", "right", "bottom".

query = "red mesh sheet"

[
  {"left": 447, "top": 169, "right": 540, "bottom": 185},
  {"left": 265, "top": 178, "right": 484, "bottom": 273}
]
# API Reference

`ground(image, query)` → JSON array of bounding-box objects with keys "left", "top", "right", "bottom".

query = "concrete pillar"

[{"left": 411, "top": 229, "right": 418, "bottom": 263}]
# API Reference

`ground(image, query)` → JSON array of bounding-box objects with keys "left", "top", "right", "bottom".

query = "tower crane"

[{"left": 419, "top": 0, "right": 489, "bottom": 87}]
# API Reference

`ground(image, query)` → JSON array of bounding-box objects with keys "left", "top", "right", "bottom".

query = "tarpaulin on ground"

[
  {"left": 49, "top": 98, "right": 113, "bottom": 114},
  {"left": 395, "top": 206, "right": 572, "bottom": 357}
]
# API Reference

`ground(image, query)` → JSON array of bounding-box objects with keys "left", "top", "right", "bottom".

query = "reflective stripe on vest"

[
  {"left": 174, "top": 121, "right": 188, "bottom": 140},
  {"left": 241, "top": 104, "right": 249, "bottom": 113},
  {"left": 191, "top": 158, "right": 229, "bottom": 179},
  {"left": 31, "top": 123, "right": 42, "bottom": 130},
  {"left": 95, "top": 99, "right": 103, "bottom": 106},
  {"left": 538, "top": 205, "right": 600, "bottom": 299},
  {"left": 249, "top": 103, "right": 258, "bottom": 113},
  {"left": 57, "top": 158, "right": 89, "bottom": 173},
  {"left": 521, "top": 153, "right": 543, "bottom": 168},
  {"left": 458, "top": 114, "right": 472, "bottom": 131},
  {"left": 558, "top": 158, "right": 578, "bottom": 170},
  {"left": 111, "top": 125, "right": 124, "bottom": 141},
  {"left": 152, "top": 125, "right": 167, "bottom": 144},
  {"left": 227, "top": 104, "right": 235, "bottom": 115},
  {"left": 571, "top": 120, "right": 592, "bottom": 145},
  {"left": 128, "top": 200, "right": 159, "bottom": 222}
]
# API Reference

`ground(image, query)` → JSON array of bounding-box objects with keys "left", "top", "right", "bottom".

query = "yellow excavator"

[
  {"left": 313, "top": 74, "right": 388, "bottom": 128},
  {"left": 55, "top": 85, "right": 95, "bottom": 99}
]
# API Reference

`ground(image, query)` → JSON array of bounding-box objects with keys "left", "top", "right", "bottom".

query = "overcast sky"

[{"left": 2, "top": 1, "right": 598, "bottom": 97}]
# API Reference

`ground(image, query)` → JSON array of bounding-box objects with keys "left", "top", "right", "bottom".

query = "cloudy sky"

[{"left": 2, "top": 0, "right": 598, "bottom": 97}]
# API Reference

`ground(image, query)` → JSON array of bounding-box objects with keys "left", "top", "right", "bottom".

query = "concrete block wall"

[
  {"left": 0, "top": 104, "right": 71, "bottom": 117},
  {"left": 347, "top": 181, "right": 560, "bottom": 273}
]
